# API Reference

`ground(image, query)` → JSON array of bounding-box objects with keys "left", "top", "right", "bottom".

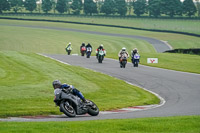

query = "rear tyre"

[{"left": 60, "top": 101, "right": 76, "bottom": 117}]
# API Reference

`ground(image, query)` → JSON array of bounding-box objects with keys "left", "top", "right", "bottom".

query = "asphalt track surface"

[{"left": 1, "top": 24, "right": 200, "bottom": 122}]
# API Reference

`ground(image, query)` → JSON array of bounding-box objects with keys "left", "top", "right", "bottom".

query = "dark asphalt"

[{"left": 0, "top": 23, "right": 171, "bottom": 52}]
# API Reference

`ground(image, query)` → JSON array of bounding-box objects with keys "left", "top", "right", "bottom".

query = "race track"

[
  {"left": 0, "top": 23, "right": 199, "bottom": 122},
  {"left": 1, "top": 55, "right": 200, "bottom": 122}
]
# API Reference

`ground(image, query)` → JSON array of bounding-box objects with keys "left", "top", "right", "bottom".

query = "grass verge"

[
  {"left": 0, "top": 51, "right": 159, "bottom": 117},
  {"left": 0, "top": 116, "right": 200, "bottom": 133},
  {"left": 1, "top": 15, "right": 200, "bottom": 35}
]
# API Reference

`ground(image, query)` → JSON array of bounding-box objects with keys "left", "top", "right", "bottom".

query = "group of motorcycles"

[
  {"left": 79, "top": 46, "right": 106, "bottom": 63},
  {"left": 119, "top": 53, "right": 140, "bottom": 68},
  {"left": 66, "top": 46, "right": 140, "bottom": 67},
  {"left": 80, "top": 46, "right": 92, "bottom": 58}
]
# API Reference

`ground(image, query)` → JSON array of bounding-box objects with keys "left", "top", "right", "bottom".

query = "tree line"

[{"left": 0, "top": 0, "right": 199, "bottom": 18}]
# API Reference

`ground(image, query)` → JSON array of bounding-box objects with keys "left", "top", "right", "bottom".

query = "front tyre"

[
  {"left": 60, "top": 101, "right": 76, "bottom": 117},
  {"left": 87, "top": 100, "right": 99, "bottom": 116}
]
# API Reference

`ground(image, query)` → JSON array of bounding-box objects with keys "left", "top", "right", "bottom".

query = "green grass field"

[
  {"left": 1, "top": 14, "right": 200, "bottom": 35},
  {"left": 0, "top": 116, "right": 200, "bottom": 133}
]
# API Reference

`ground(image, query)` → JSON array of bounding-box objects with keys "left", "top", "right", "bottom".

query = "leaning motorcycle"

[
  {"left": 54, "top": 89, "right": 99, "bottom": 117},
  {"left": 132, "top": 53, "right": 140, "bottom": 67},
  {"left": 86, "top": 47, "right": 92, "bottom": 58},
  {"left": 120, "top": 54, "right": 128, "bottom": 68},
  {"left": 97, "top": 50, "right": 105, "bottom": 63}
]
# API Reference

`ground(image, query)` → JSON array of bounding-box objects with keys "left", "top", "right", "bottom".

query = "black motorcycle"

[
  {"left": 54, "top": 89, "right": 99, "bottom": 117},
  {"left": 86, "top": 47, "right": 92, "bottom": 58},
  {"left": 120, "top": 55, "right": 127, "bottom": 68},
  {"left": 97, "top": 50, "right": 105, "bottom": 63}
]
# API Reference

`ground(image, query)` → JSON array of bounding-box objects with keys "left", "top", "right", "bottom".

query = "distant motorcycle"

[
  {"left": 132, "top": 53, "right": 140, "bottom": 67},
  {"left": 97, "top": 50, "right": 105, "bottom": 63},
  {"left": 81, "top": 46, "right": 86, "bottom": 56},
  {"left": 120, "top": 54, "right": 128, "bottom": 68},
  {"left": 54, "top": 89, "right": 99, "bottom": 117},
  {"left": 65, "top": 47, "right": 72, "bottom": 55},
  {"left": 86, "top": 47, "right": 92, "bottom": 58}
]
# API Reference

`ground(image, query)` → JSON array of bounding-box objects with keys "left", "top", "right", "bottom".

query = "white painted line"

[{"left": 37, "top": 53, "right": 71, "bottom": 65}]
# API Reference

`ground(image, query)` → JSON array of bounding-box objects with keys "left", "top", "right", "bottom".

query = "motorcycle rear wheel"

[{"left": 60, "top": 101, "right": 76, "bottom": 117}]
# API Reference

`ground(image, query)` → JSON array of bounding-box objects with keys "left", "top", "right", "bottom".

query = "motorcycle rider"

[
  {"left": 131, "top": 48, "right": 139, "bottom": 56},
  {"left": 86, "top": 43, "right": 92, "bottom": 51},
  {"left": 96, "top": 44, "right": 106, "bottom": 57},
  {"left": 131, "top": 48, "right": 140, "bottom": 63},
  {"left": 65, "top": 42, "right": 72, "bottom": 55},
  {"left": 118, "top": 47, "right": 129, "bottom": 61},
  {"left": 53, "top": 80, "right": 87, "bottom": 103},
  {"left": 80, "top": 42, "right": 86, "bottom": 51}
]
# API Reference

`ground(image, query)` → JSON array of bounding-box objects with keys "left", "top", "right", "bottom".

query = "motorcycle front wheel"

[
  {"left": 87, "top": 100, "right": 99, "bottom": 116},
  {"left": 60, "top": 101, "right": 76, "bottom": 117}
]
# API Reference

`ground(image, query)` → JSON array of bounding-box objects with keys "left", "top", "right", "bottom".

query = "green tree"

[
  {"left": 0, "top": 0, "right": 10, "bottom": 13},
  {"left": 95, "top": 0, "right": 103, "bottom": 14},
  {"left": 24, "top": 0, "right": 37, "bottom": 13},
  {"left": 115, "top": 0, "right": 127, "bottom": 16},
  {"left": 133, "top": 0, "right": 147, "bottom": 17},
  {"left": 36, "top": 0, "right": 42, "bottom": 13},
  {"left": 9, "top": 0, "right": 23, "bottom": 13},
  {"left": 195, "top": 0, "right": 200, "bottom": 17},
  {"left": 160, "top": 0, "right": 182, "bottom": 17},
  {"left": 101, "top": 0, "right": 115, "bottom": 15},
  {"left": 52, "top": 0, "right": 56, "bottom": 14},
  {"left": 42, "top": 0, "right": 52, "bottom": 13},
  {"left": 71, "top": 0, "right": 82, "bottom": 15},
  {"left": 183, "top": 0, "right": 197, "bottom": 17},
  {"left": 84, "top": 0, "right": 97, "bottom": 15},
  {"left": 56, "top": 0, "right": 67, "bottom": 14},
  {"left": 127, "top": 0, "right": 133, "bottom": 16},
  {"left": 148, "top": 0, "right": 161, "bottom": 17}
]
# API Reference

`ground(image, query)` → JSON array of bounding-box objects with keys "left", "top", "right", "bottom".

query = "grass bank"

[
  {"left": 0, "top": 51, "right": 159, "bottom": 117},
  {"left": 1, "top": 15, "right": 200, "bottom": 35},
  {"left": 0, "top": 116, "right": 200, "bottom": 133}
]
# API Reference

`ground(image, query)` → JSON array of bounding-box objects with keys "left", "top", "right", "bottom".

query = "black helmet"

[{"left": 52, "top": 80, "right": 62, "bottom": 89}]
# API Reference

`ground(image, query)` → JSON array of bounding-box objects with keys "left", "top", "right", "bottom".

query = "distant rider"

[
  {"left": 86, "top": 43, "right": 92, "bottom": 52},
  {"left": 96, "top": 44, "right": 106, "bottom": 57},
  {"left": 80, "top": 42, "right": 86, "bottom": 52},
  {"left": 118, "top": 47, "right": 129, "bottom": 61},
  {"left": 53, "top": 80, "right": 87, "bottom": 103},
  {"left": 131, "top": 48, "right": 140, "bottom": 63},
  {"left": 65, "top": 42, "right": 72, "bottom": 55}
]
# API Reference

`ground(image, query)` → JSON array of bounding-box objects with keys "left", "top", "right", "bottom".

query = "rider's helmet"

[
  {"left": 133, "top": 48, "right": 138, "bottom": 53},
  {"left": 52, "top": 80, "right": 62, "bottom": 89},
  {"left": 122, "top": 47, "right": 126, "bottom": 51},
  {"left": 99, "top": 44, "right": 103, "bottom": 49},
  {"left": 82, "top": 42, "right": 85, "bottom": 46}
]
